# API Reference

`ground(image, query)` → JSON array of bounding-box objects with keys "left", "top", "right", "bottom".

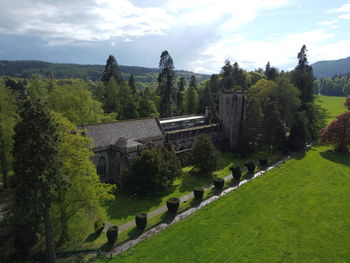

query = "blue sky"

[{"left": 0, "top": 0, "right": 350, "bottom": 73}]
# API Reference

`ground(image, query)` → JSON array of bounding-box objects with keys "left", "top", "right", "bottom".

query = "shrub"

[
  {"left": 244, "top": 161, "right": 256, "bottom": 174},
  {"left": 125, "top": 149, "right": 182, "bottom": 196},
  {"left": 230, "top": 164, "right": 241, "bottom": 183},
  {"left": 191, "top": 134, "right": 219, "bottom": 176},
  {"left": 106, "top": 225, "right": 119, "bottom": 245},
  {"left": 193, "top": 187, "right": 204, "bottom": 200},
  {"left": 94, "top": 218, "right": 105, "bottom": 234},
  {"left": 166, "top": 198, "right": 180, "bottom": 213},
  {"left": 135, "top": 213, "right": 147, "bottom": 230},
  {"left": 213, "top": 178, "right": 224, "bottom": 189},
  {"left": 259, "top": 158, "right": 268, "bottom": 167}
]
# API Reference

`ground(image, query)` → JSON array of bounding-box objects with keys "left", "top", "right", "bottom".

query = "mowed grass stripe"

[{"left": 94, "top": 146, "right": 350, "bottom": 262}]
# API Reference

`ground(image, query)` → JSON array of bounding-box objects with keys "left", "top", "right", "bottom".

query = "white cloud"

[
  {"left": 328, "top": 2, "right": 350, "bottom": 13},
  {"left": 0, "top": 0, "right": 291, "bottom": 44},
  {"left": 189, "top": 29, "right": 336, "bottom": 73},
  {"left": 339, "top": 13, "right": 350, "bottom": 19},
  {"left": 318, "top": 19, "right": 338, "bottom": 26}
]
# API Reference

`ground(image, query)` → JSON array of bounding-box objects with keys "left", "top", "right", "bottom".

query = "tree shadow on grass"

[
  {"left": 189, "top": 198, "right": 201, "bottom": 207},
  {"left": 179, "top": 172, "right": 212, "bottom": 193},
  {"left": 320, "top": 150, "right": 350, "bottom": 167},
  {"left": 105, "top": 189, "right": 165, "bottom": 224},
  {"left": 99, "top": 242, "right": 114, "bottom": 252},
  {"left": 209, "top": 187, "right": 223, "bottom": 196},
  {"left": 127, "top": 227, "right": 144, "bottom": 240},
  {"left": 160, "top": 211, "right": 176, "bottom": 224},
  {"left": 85, "top": 231, "right": 102, "bottom": 243}
]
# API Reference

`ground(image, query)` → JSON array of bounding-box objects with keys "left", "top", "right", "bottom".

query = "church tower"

[{"left": 219, "top": 90, "right": 245, "bottom": 150}]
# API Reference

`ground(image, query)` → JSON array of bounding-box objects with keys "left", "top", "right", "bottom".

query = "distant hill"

[
  {"left": 311, "top": 57, "right": 350, "bottom": 79},
  {"left": 0, "top": 60, "right": 210, "bottom": 83}
]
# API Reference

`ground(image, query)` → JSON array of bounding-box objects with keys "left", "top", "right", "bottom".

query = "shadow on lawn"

[
  {"left": 85, "top": 231, "right": 102, "bottom": 243},
  {"left": 105, "top": 189, "right": 166, "bottom": 224},
  {"left": 320, "top": 150, "right": 350, "bottom": 167},
  {"left": 179, "top": 172, "right": 212, "bottom": 193}
]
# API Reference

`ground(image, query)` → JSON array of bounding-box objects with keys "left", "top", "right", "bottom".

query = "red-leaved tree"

[
  {"left": 320, "top": 111, "right": 350, "bottom": 152},
  {"left": 344, "top": 97, "right": 350, "bottom": 110}
]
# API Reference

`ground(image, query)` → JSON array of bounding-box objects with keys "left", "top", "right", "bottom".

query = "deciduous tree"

[{"left": 320, "top": 111, "right": 350, "bottom": 152}]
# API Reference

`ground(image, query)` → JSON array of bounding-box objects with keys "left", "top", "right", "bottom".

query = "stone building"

[{"left": 82, "top": 90, "right": 244, "bottom": 185}]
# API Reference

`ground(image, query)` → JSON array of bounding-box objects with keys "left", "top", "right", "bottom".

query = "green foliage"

[
  {"left": 139, "top": 87, "right": 159, "bottom": 117},
  {"left": 0, "top": 80, "right": 19, "bottom": 188},
  {"left": 48, "top": 79, "right": 115, "bottom": 125},
  {"left": 5, "top": 98, "right": 63, "bottom": 262},
  {"left": 101, "top": 55, "right": 122, "bottom": 84},
  {"left": 51, "top": 113, "right": 115, "bottom": 247},
  {"left": 176, "top": 77, "right": 186, "bottom": 115},
  {"left": 184, "top": 80, "right": 199, "bottom": 114},
  {"left": 158, "top": 50, "right": 175, "bottom": 117},
  {"left": 126, "top": 148, "right": 182, "bottom": 197},
  {"left": 191, "top": 134, "right": 219, "bottom": 176}
]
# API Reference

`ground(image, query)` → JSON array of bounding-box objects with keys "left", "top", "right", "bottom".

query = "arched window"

[{"left": 97, "top": 157, "right": 106, "bottom": 176}]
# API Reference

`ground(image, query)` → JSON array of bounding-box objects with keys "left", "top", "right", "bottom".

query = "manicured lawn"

[
  {"left": 104, "top": 150, "right": 276, "bottom": 226},
  {"left": 94, "top": 146, "right": 350, "bottom": 262},
  {"left": 318, "top": 95, "right": 347, "bottom": 123}
]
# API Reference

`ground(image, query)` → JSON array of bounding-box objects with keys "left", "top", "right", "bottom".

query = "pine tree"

[
  {"left": 128, "top": 74, "right": 136, "bottom": 95},
  {"left": 184, "top": 75, "right": 198, "bottom": 114},
  {"left": 11, "top": 99, "right": 64, "bottom": 262},
  {"left": 101, "top": 55, "right": 122, "bottom": 84},
  {"left": 176, "top": 77, "right": 186, "bottom": 115},
  {"left": 158, "top": 50, "right": 175, "bottom": 117},
  {"left": 0, "top": 81, "right": 19, "bottom": 188}
]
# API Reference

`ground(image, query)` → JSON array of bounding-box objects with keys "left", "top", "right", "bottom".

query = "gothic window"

[{"left": 97, "top": 156, "right": 106, "bottom": 176}]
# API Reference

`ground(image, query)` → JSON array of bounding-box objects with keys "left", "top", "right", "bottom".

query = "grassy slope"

[
  {"left": 318, "top": 95, "right": 347, "bottom": 123},
  {"left": 96, "top": 146, "right": 350, "bottom": 263},
  {"left": 92, "top": 96, "right": 350, "bottom": 262}
]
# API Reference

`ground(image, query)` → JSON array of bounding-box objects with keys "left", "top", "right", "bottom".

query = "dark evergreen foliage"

[
  {"left": 213, "top": 178, "right": 224, "bottom": 189},
  {"left": 2, "top": 99, "right": 64, "bottom": 262},
  {"left": 106, "top": 225, "right": 119, "bottom": 244},
  {"left": 125, "top": 148, "right": 182, "bottom": 196},
  {"left": 166, "top": 198, "right": 180, "bottom": 213},
  {"left": 244, "top": 161, "right": 256, "bottom": 174},
  {"left": 191, "top": 134, "right": 219, "bottom": 176},
  {"left": 101, "top": 55, "right": 122, "bottom": 83},
  {"left": 193, "top": 187, "right": 204, "bottom": 200},
  {"left": 135, "top": 213, "right": 147, "bottom": 230},
  {"left": 158, "top": 51, "right": 175, "bottom": 117}
]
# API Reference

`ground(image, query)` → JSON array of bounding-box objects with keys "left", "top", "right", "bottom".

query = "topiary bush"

[
  {"left": 244, "top": 161, "right": 256, "bottom": 174},
  {"left": 106, "top": 225, "right": 119, "bottom": 245},
  {"left": 259, "top": 158, "right": 268, "bottom": 167},
  {"left": 213, "top": 178, "right": 224, "bottom": 189},
  {"left": 193, "top": 187, "right": 204, "bottom": 200},
  {"left": 94, "top": 218, "right": 105, "bottom": 234},
  {"left": 166, "top": 197, "right": 180, "bottom": 213},
  {"left": 230, "top": 164, "right": 241, "bottom": 183},
  {"left": 135, "top": 212, "right": 147, "bottom": 230}
]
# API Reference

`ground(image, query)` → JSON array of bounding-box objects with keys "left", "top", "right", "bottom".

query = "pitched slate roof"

[{"left": 81, "top": 118, "right": 164, "bottom": 149}]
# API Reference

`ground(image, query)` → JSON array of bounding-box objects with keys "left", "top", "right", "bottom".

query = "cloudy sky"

[{"left": 0, "top": 0, "right": 350, "bottom": 73}]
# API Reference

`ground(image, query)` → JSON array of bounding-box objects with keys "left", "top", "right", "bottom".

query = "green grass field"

[
  {"left": 318, "top": 95, "right": 347, "bottom": 123},
  {"left": 95, "top": 146, "right": 350, "bottom": 263},
  {"left": 90, "top": 95, "right": 350, "bottom": 262}
]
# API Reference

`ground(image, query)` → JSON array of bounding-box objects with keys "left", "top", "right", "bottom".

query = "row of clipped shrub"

[{"left": 102, "top": 158, "right": 269, "bottom": 246}]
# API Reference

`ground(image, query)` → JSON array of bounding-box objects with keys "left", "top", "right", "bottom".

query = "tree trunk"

[{"left": 44, "top": 206, "right": 56, "bottom": 263}]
